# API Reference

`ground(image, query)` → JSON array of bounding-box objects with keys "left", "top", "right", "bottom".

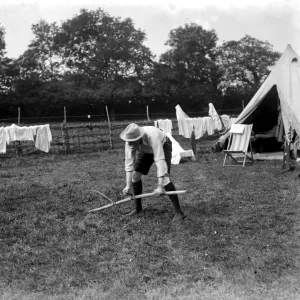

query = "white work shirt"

[{"left": 124, "top": 126, "right": 168, "bottom": 177}]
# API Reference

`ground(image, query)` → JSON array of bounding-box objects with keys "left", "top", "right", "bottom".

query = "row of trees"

[{"left": 0, "top": 7, "right": 280, "bottom": 120}]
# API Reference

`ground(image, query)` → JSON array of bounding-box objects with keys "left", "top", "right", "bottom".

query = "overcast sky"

[{"left": 0, "top": 0, "right": 300, "bottom": 59}]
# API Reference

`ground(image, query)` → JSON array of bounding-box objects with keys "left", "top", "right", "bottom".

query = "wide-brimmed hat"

[{"left": 120, "top": 123, "right": 144, "bottom": 141}]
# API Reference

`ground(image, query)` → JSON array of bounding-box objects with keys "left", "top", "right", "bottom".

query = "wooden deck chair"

[{"left": 223, "top": 124, "right": 254, "bottom": 167}]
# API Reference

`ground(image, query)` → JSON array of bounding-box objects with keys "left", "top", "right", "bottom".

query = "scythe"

[{"left": 88, "top": 190, "right": 187, "bottom": 213}]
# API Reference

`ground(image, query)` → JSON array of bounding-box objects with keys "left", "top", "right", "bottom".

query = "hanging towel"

[
  {"left": 0, "top": 127, "right": 7, "bottom": 154},
  {"left": 6, "top": 124, "right": 35, "bottom": 144},
  {"left": 208, "top": 103, "right": 222, "bottom": 131},
  {"left": 203, "top": 117, "right": 214, "bottom": 135},
  {"left": 35, "top": 124, "right": 52, "bottom": 153},
  {"left": 155, "top": 119, "right": 173, "bottom": 135},
  {"left": 220, "top": 115, "right": 230, "bottom": 130},
  {"left": 178, "top": 119, "right": 191, "bottom": 138},
  {"left": 175, "top": 104, "right": 189, "bottom": 120}
]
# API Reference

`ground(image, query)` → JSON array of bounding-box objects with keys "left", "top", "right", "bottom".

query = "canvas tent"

[
  {"left": 235, "top": 44, "right": 300, "bottom": 137},
  {"left": 216, "top": 44, "right": 300, "bottom": 152}
]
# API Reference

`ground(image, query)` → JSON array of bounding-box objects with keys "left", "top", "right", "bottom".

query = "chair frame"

[{"left": 223, "top": 125, "right": 254, "bottom": 167}]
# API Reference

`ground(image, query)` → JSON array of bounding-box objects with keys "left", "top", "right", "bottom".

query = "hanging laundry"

[
  {"left": 154, "top": 119, "right": 173, "bottom": 135},
  {"left": 208, "top": 103, "right": 222, "bottom": 131},
  {"left": 186, "top": 118, "right": 206, "bottom": 139},
  {"left": 177, "top": 119, "right": 190, "bottom": 137},
  {"left": 220, "top": 115, "right": 231, "bottom": 130},
  {"left": 35, "top": 124, "right": 52, "bottom": 153},
  {"left": 6, "top": 124, "right": 37, "bottom": 144},
  {"left": 203, "top": 117, "right": 215, "bottom": 135},
  {"left": 175, "top": 104, "right": 189, "bottom": 120},
  {"left": 0, "top": 127, "right": 8, "bottom": 154}
]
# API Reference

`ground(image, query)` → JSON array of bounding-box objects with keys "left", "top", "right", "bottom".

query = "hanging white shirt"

[
  {"left": 35, "top": 124, "right": 52, "bottom": 153},
  {"left": 0, "top": 127, "right": 8, "bottom": 154}
]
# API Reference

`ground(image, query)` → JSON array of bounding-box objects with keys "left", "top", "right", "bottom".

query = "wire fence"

[
  {"left": 1, "top": 108, "right": 241, "bottom": 157},
  {"left": 1, "top": 119, "right": 223, "bottom": 158},
  {"left": 0, "top": 108, "right": 242, "bottom": 126}
]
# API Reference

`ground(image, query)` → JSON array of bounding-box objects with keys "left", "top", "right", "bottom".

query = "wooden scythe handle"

[{"left": 88, "top": 190, "right": 187, "bottom": 213}]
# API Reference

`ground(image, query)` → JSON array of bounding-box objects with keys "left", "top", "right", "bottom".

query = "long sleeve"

[
  {"left": 124, "top": 142, "right": 136, "bottom": 172},
  {"left": 144, "top": 128, "right": 168, "bottom": 177}
]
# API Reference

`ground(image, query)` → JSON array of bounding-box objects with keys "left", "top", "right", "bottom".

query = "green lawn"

[{"left": 0, "top": 146, "right": 300, "bottom": 299}]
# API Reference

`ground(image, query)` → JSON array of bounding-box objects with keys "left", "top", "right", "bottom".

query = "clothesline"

[
  {"left": 154, "top": 104, "right": 235, "bottom": 139},
  {"left": 0, "top": 124, "right": 52, "bottom": 154}
]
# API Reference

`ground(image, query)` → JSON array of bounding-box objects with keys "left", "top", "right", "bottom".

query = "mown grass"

[{"left": 0, "top": 143, "right": 300, "bottom": 299}]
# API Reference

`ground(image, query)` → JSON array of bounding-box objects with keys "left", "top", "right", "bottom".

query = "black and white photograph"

[{"left": 1, "top": 0, "right": 300, "bottom": 299}]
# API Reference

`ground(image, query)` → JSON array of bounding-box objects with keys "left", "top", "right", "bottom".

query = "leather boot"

[
  {"left": 132, "top": 180, "right": 143, "bottom": 213},
  {"left": 164, "top": 182, "right": 185, "bottom": 222}
]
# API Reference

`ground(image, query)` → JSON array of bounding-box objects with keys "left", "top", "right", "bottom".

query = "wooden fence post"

[
  {"left": 64, "top": 106, "right": 67, "bottom": 123},
  {"left": 15, "top": 107, "right": 22, "bottom": 155},
  {"left": 146, "top": 105, "right": 150, "bottom": 121},
  {"left": 106, "top": 105, "right": 114, "bottom": 149},
  {"left": 190, "top": 126, "right": 196, "bottom": 157},
  {"left": 18, "top": 107, "right": 21, "bottom": 125},
  {"left": 61, "top": 122, "right": 70, "bottom": 154}
]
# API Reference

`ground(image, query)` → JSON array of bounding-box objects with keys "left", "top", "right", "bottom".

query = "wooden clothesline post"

[
  {"left": 61, "top": 121, "right": 70, "bottom": 154},
  {"left": 190, "top": 125, "right": 196, "bottom": 157},
  {"left": 106, "top": 105, "right": 114, "bottom": 149},
  {"left": 146, "top": 105, "right": 150, "bottom": 121}
]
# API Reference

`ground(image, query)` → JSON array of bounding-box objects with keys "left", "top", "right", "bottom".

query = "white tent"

[{"left": 235, "top": 44, "right": 300, "bottom": 137}]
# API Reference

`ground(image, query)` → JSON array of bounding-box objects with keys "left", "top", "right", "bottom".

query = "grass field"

[{"left": 0, "top": 142, "right": 300, "bottom": 300}]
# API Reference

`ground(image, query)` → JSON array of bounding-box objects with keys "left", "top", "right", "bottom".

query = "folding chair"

[{"left": 223, "top": 124, "right": 254, "bottom": 167}]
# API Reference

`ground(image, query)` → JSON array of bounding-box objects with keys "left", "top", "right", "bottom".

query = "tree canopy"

[
  {"left": 158, "top": 23, "right": 220, "bottom": 110},
  {"left": 0, "top": 11, "right": 283, "bottom": 119},
  {"left": 216, "top": 35, "right": 281, "bottom": 100}
]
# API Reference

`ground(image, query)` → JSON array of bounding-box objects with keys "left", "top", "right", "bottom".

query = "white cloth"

[
  {"left": 166, "top": 133, "right": 195, "bottom": 164},
  {"left": 177, "top": 119, "right": 190, "bottom": 137},
  {"left": 175, "top": 104, "right": 189, "bottom": 120},
  {"left": 0, "top": 124, "right": 51, "bottom": 153},
  {"left": 228, "top": 125, "right": 252, "bottom": 153},
  {"left": 186, "top": 118, "right": 206, "bottom": 139},
  {"left": 6, "top": 124, "right": 36, "bottom": 144},
  {"left": 35, "top": 124, "right": 52, "bottom": 153},
  {"left": 0, "top": 127, "right": 7, "bottom": 154},
  {"left": 124, "top": 126, "right": 168, "bottom": 177},
  {"left": 203, "top": 117, "right": 215, "bottom": 135},
  {"left": 220, "top": 115, "right": 231, "bottom": 129},
  {"left": 208, "top": 103, "right": 222, "bottom": 131},
  {"left": 230, "top": 124, "right": 245, "bottom": 134},
  {"left": 228, "top": 118, "right": 238, "bottom": 130},
  {"left": 192, "top": 118, "right": 206, "bottom": 139},
  {"left": 176, "top": 105, "right": 190, "bottom": 137},
  {"left": 154, "top": 119, "right": 173, "bottom": 135}
]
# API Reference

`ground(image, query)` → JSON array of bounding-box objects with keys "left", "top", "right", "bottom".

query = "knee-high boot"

[
  {"left": 132, "top": 180, "right": 143, "bottom": 213},
  {"left": 164, "top": 182, "right": 185, "bottom": 219}
]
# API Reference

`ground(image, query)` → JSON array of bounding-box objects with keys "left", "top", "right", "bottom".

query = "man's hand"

[
  {"left": 154, "top": 185, "right": 165, "bottom": 195},
  {"left": 122, "top": 186, "right": 131, "bottom": 196}
]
